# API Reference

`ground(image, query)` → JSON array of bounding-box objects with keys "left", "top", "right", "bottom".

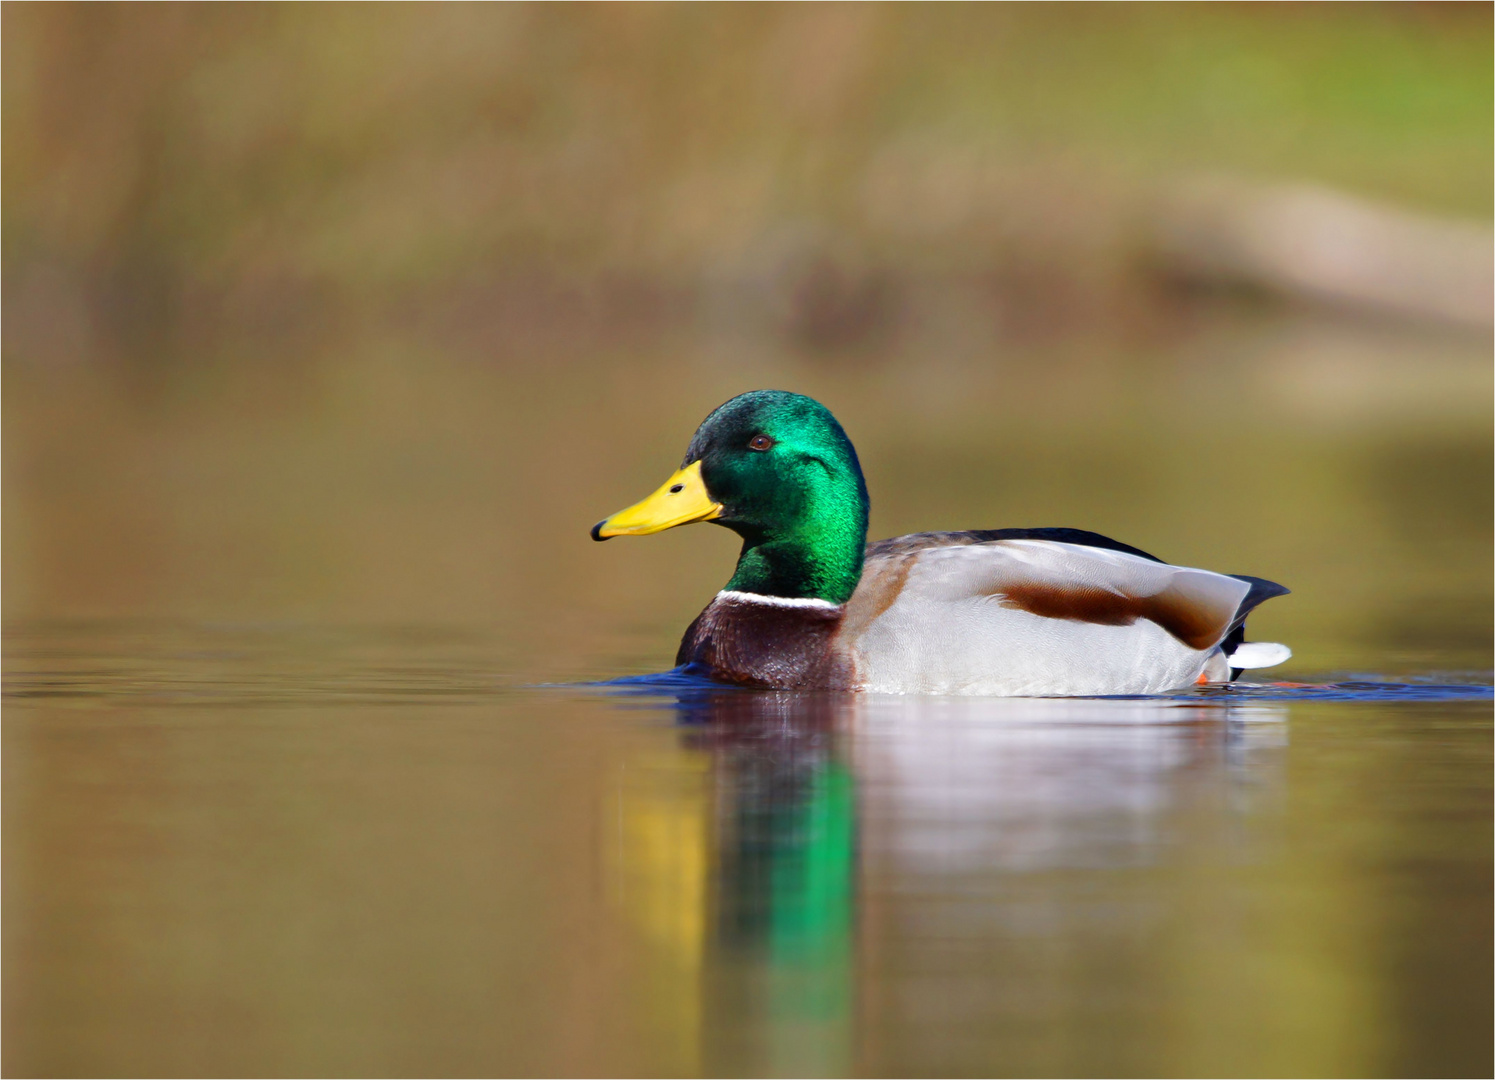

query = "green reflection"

[
  {"left": 769, "top": 760, "right": 855, "bottom": 974},
  {"left": 687, "top": 694, "right": 861, "bottom": 1076},
  {"left": 761, "top": 757, "right": 857, "bottom": 1076}
]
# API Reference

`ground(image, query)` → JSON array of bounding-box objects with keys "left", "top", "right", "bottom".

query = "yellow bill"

[{"left": 591, "top": 460, "right": 722, "bottom": 540}]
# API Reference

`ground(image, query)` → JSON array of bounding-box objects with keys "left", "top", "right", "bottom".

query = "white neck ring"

[{"left": 715, "top": 589, "right": 843, "bottom": 611}]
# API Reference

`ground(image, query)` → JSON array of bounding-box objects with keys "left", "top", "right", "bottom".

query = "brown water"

[{"left": 4, "top": 321, "right": 1492, "bottom": 1076}]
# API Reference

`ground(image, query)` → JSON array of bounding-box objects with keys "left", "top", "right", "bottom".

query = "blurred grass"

[{"left": 3, "top": 4, "right": 1491, "bottom": 369}]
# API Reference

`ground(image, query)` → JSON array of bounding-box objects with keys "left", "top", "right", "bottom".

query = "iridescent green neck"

[{"left": 723, "top": 492, "right": 868, "bottom": 605}]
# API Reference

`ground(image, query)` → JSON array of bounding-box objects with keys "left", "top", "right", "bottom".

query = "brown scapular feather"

[{"left": 995, "top": 582, "right": 1225, "bottom": 651}]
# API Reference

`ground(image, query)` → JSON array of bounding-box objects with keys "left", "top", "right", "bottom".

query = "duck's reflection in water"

[
  {"left": 854, "top": 696, "right": 1287, "bottom": 879},
  {"left": 608, "top": 688, "right": 1285, "bottom": 1075}
]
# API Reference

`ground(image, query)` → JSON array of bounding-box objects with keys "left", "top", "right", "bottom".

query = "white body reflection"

[{"left": 853, "top": 695, "right": 1287, "bottom": 874}]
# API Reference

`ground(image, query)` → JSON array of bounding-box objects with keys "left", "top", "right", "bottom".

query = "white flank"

[
  {"left": 716, "top": 590, "right": 843, "bottom": 611},
  {"left": 851, "top": 541, "right": 1253, "bottom": 695},
  {"left": 1227, "top": 642, "right": 1293, "bottom": 669}
]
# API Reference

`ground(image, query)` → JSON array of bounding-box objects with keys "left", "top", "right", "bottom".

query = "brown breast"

[{"left": 675, "top": 593, "right": 855, "bottom": 690}]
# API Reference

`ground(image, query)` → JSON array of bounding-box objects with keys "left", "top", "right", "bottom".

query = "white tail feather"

[{"left": 1228, "top": 642, "right": 1292, "bottom": 669}]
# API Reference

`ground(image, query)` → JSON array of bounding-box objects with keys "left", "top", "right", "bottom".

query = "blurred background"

[
  {"left": 5, "top": 6, "right": 1492, "bottom": 1077},
  {"left": 4, "top": 2, "right": 1491, "bottom": 672}
]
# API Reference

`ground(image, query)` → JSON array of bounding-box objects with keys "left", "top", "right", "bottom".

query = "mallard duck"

[{"left": 591, "top": 390, "right": 1290, "bottom": 695}]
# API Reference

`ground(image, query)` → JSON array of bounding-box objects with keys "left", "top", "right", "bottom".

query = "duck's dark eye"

[{"left": 749, "top": 434, "right": 775, "bottom": 451}]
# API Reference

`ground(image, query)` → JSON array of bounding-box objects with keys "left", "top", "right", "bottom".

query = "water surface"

[{"left": 5, "top": 621, "right": 1490, "bottom": 1077}]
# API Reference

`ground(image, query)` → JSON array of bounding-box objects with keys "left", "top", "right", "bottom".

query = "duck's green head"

[{"left": 591, "top": 390, "right": 870, "bottom": 604}]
